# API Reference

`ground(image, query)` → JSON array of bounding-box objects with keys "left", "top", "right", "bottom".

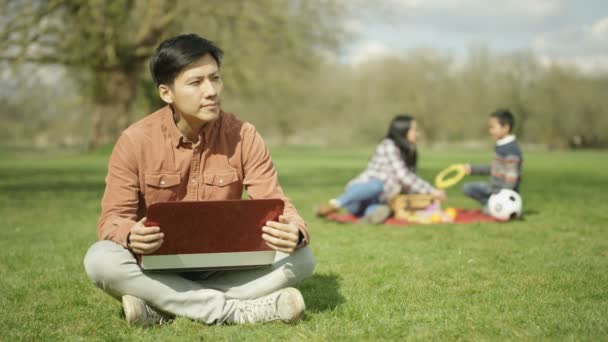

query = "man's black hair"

[
  {"left": 490, "top": 109, "right": 515, "bottom": 133},
  {"left": 150, "top": 34, "right": 223, "bottom": 86}
]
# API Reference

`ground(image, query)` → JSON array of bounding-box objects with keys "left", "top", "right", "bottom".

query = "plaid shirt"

[{"left": 348, "top": 139, "right": 436, "bottom": 200}]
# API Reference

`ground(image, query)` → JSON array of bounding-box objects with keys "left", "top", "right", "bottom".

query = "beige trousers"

[{"left": 83, "top": 240, "right": 315, "bottom": 324}]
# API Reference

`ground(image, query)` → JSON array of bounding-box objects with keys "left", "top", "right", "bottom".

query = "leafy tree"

[{"left": 0, "top": 0, "right": 345, "bottom": 148}]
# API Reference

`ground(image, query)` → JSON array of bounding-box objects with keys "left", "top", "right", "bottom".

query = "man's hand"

[
  {"left": 261, "top": 215, "right": 300, "bottom": 255},
  {"left": 128, "top": 217, "right": 164, "bottom": 255}
]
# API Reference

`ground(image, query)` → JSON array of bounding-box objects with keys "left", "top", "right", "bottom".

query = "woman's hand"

[
  {"left": 432, "top": 189, "right": 447, "bottom": 202},
  {"left": 261, "top": 215, "right": 300, "bottom": 254}
]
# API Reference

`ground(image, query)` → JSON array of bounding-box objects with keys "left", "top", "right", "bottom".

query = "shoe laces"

[
  {"left": 145, "top": 304, "right": 171, "bottom": 325},
  {"left": 237, "top": 293, "right": 281, "bottom": 324}
]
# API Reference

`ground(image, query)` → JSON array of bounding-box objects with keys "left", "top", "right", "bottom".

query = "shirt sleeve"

[
  {"left": 241, "top": 124, "right": 310, "bottom": 246},
  {"left": 492, "top": 155, "right": 522, "bottom": 191},
  {"left": 383, "top": 141, "right": 436, "bottom": 194},
  {"left": 471, "top": 164, "right": 491, "bottom": 175},
  {"left": 97, "top": 132, "right": 140, "bottom": 247}
]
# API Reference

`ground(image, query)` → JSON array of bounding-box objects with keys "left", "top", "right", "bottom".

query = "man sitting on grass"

[{"left": 83, "top": 34, "right": 315, "bottom": 327}]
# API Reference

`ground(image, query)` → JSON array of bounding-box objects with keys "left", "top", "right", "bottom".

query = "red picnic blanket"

[{"left": 325, "top": 208, "right": 496, "bottom": 225}]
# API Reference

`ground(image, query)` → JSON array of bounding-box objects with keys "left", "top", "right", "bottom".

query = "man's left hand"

[{"left": 261, "top": 215, "right": 300, "bottom": 254}]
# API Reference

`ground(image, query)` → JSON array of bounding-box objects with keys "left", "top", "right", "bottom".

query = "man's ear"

[{"left": 158, "top": 84, "right": 173, "bottom": 104}]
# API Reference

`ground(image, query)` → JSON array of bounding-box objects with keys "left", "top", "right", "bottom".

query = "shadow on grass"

[
  {"left": 0, "top": 167, "right": 106, "bottom": 194},
  {"left": 517, "top": 209, "right": 540, "bottom": 221},
  {"left": 523, "top": 209, "right": 540, "bottom": 216},
  {"left": 299, "top": 272, "right": 344, "bottom": 313},
  {"left": 0, "top": 181, "right": 105, "bottom": 193}
]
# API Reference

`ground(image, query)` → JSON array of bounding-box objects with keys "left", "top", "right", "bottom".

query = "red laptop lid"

[{"left": 143, "top": 199, "right": 284, "bottom": 256}]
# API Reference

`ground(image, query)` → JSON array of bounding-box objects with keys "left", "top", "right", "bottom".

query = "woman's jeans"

[{"left": 336, "top": 179, "right": 385, "bottom": 217}]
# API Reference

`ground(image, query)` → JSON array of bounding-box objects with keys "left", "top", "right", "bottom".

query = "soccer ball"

[{"left": 488, "top": 189, "right": 522, "bottom": 221}]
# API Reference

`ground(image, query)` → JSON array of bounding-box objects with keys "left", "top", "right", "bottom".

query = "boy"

[
  {"left": 462, "top": 109, "right": 523, "bottom": 212},
  {"left": 83, "top": 34, "right": 315, "bottom": 327}
]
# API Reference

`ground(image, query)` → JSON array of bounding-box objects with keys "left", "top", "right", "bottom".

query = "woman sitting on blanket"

[{"left": 315, "top": 115, "right": 446, "bottom": 224}]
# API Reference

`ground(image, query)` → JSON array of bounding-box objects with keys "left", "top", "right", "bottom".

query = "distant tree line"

[
  {"left": 1, "top": 1, "right": 606, "bottom": 149},
  {"left": 255, "top": 47, "right": 608, "bottom": 149}
]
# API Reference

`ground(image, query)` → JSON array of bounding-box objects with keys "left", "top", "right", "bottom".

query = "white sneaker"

[
  {"left": 122, "top": 295, "right": 172, "bottom": 327},
  {"left": 232, "top": 287, "right": 305, "bottom": 324},
  {"left": 360, "top": 205, "right": 391, "bottom": 225}
]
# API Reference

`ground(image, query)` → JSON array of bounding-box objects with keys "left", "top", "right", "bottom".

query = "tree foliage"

[
  {"left": 0, "top": 0, "right": 345, "bottom": 147},
  {"left": 1, "top": 1, "right": 606, "bottom": 148}
]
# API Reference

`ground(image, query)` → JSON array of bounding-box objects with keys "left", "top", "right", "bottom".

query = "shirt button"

[{"left": 191, "top": 178, "right": 197, "bottom": 184}]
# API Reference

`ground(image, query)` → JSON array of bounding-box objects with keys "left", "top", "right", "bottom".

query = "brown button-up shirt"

[{"left": 97, "top": 106, "right": 309, "bottom": 247}]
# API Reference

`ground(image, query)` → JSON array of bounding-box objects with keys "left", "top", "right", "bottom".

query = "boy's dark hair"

[
  {"left": 150, "top": 34, "right": 223, "bottom": 86},
  {"left": 490, "top": 109, "right": 515, "bottom": 132}
]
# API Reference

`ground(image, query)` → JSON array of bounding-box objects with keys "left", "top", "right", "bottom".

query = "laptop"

[{"left": 137, "top": 199, "right": 283, "bottom": 271}]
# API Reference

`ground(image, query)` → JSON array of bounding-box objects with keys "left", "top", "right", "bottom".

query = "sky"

[{"left": 343, "top": 0, "right": 608, "bottom": 73}]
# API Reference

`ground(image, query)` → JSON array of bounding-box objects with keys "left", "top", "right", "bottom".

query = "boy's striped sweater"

[{"left": 471, "top": 135, "right": 523, "bottom": 193}]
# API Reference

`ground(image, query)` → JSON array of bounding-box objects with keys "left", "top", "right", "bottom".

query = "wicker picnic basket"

[{"left": 390, "top": 194, "right": 435, "bottom": 211}]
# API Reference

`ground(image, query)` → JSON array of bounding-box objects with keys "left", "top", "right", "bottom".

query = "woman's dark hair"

[
  {"left": 150, "top": 34, "right": 224, "bottom": 86},
  {"left": 386, "top": 115, "right": 417, "bottom": 170}
]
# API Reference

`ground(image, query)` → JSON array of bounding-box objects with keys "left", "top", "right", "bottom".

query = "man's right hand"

[{"left": 128, "top": 217, "right": 164, "bottom": 255}]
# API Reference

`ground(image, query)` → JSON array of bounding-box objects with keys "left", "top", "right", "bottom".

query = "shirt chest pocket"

[
  {"left": 144, "top": 172, "right": 182, "bottom": 205},
  {"left": 203, "top": 170, "right": 242, "bottom": 199}
]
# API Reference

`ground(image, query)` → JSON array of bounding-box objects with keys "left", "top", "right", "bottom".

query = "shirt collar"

[
  {"left": 496, "top": 134, "right": 516, "bottom": 146},
  {"left": 162, "top": 105, "right": 222, "bottom": 148}
]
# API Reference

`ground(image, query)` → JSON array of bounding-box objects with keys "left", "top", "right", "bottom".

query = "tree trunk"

[{"left": 89, "top": 68, "right": 139, "bottom": 149}]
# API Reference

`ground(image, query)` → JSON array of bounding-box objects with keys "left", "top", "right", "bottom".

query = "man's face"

[
  {"left": 488, "top": 117, "right": 510, "bottom": 141},
  {"left": 161, "top": 53, "right": 223, "bottom": 123}
]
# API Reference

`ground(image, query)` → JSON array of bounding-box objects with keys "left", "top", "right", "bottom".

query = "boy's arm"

[
  {"left": 383, "top": 142, "right": 436, "bottom": 194},
  {"left": 241, "top": 124, "right": 309, "bottom": 246},
  {"left": 97, "top": 132, "right": 141, "bottom": 247},
  {"left": 470, "top": 164, "right": 491, "bottom": 175},
  {"left": 492, "top": 154, "right": 522, "bottom": 191}
]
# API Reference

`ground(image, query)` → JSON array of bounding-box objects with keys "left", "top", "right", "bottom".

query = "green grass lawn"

[{"left": 1, "top": 146, "right": 607, "bottom": 340}]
